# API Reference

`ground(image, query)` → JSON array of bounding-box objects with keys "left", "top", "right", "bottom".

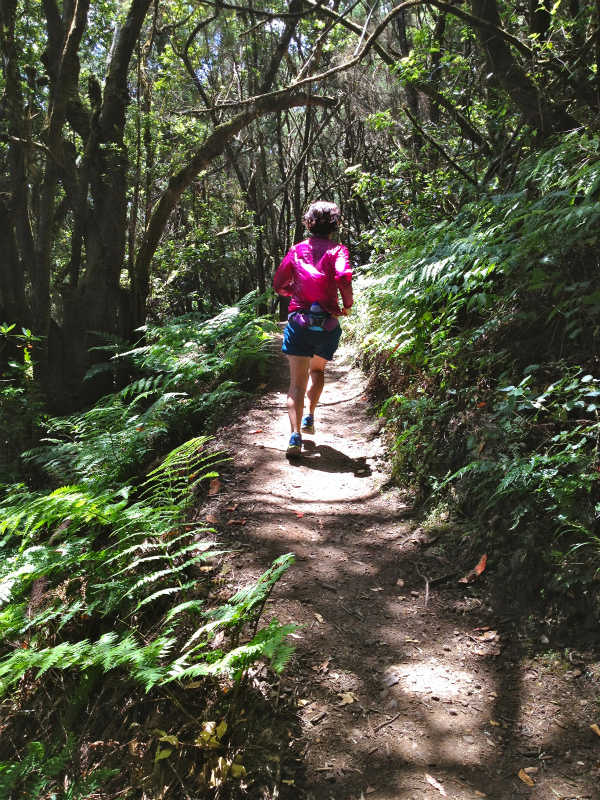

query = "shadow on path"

[
  {"left": 204, "top": 340, "right": 599, "bottom": 800},
  {"left": 290, "top": 441, "right": 372, "bottom": 476}
]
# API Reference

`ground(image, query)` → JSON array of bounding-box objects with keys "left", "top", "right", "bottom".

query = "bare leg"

[
  {"left": 287, "top": 355, "right": 311, "bottom": 433},
  {"left": 306, "top": 354, "right": 328, "bottom": 414}
]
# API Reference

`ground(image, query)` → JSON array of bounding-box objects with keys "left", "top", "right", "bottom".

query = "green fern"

[
  {"left": 0, "top": 733, "right": 118, "bottom": 800},
  {"left": 0, "top": 443, "right": 296, "bottom": 696},
  {"left": 0, "top": 297, "right": 296, "bottom": 791},
  {"left": 356, "top": 130, "right": 600, "bottom": 584},
  {"left": 0, "top": 736, "right": 73, "bottom": 798}
]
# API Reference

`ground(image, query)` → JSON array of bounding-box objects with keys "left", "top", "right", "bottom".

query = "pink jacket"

[{"left": 273, "top": 236, "right": 353, "bottom": 316}]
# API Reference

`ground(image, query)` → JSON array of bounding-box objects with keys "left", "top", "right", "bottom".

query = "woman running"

[{"left": 273, "top": 201, "right": 353, "bottom": 456}]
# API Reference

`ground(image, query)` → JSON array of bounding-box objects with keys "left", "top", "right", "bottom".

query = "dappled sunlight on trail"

[{"left": 204, "top": 334, "right": 599, "bottom": 800}]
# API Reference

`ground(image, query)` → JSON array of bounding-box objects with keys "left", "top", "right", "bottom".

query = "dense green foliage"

[
  {"left": 0, "top": 298, "right": 293, "bottom": 797},
  {"left": 3, "top": 0, "right": 600, "bottom": 793},
  {"left": 355, "top": 132, "right": 600, "bottom": 608}
]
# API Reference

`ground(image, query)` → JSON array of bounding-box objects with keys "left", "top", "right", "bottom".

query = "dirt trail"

[{"left": 206, "top": 334, "right": 599, "bottom": 800}]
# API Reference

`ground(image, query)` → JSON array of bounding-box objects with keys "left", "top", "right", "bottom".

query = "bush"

[{"left": 354, "top": 132, "right": 600, "bottom": 608}]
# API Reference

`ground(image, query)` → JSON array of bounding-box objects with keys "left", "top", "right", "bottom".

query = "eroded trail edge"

[{"left": 205, "top": 340, "right": 598, "bottom": 800}]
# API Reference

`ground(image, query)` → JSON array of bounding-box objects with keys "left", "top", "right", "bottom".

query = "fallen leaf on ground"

[
  {"left": 405, "top": 637, "right": 421, "bottom": 643},
  {"left": 249, "top": 429, "right": 263, "bottom": 434},
  {"left": 339, "top": 692, "right": 357, "bottom": 705},
  {"left": 226, "top": 504, "right": 238, "bottom": 512},
  {"left": 297, "top": 699, "right": 310, "bottom": 707},
  {"left": 523, "top": 767, "right": 538, "bottom": 774},
  {"left": 474, "top": 553, "right": 487, "bottom": 574},
  {"left": 459, "top": 554, "right": 487, "bottom": 583},
  {"left": 475, "top": 630, "right": 497, "bottom": 641},
  {"left": 371, "top": 587, "right": 383, "bottom": 592},
  {"left": 294, "top": 511, "right": 304, "bottom": 518},
  {"left": 228, "top": 519, "right": 246, "bottom": 525},
  {"left": 590, "top": 723, "right": 600, "bottom": 736},
  {"left": 209, "top": 479, "right": 221, "bottom": 495},
  {"left": 518, "top": 769, "right": 535, "bottom": 786},
  {"left": 257, "top": 383, "right": 267, "bottom": 390},
  {"left": 475, "top": 792, "right": 486, "bottom": 797},
  {"left": 489, "top": 720, "right": 500, "bottom": 726},
  {"left": 282, "top": 780, "right": 294, "bottom": 785},
  {"left": 365, "top": 787, "right": 376, "bottom": 794},
  {"left": 425, "top": 773, "right": 447, "bottom": 796},
  {"left": 397, "top": 578, "right": 404, "bottom": 586},
  {"left": 314, "top": 613, "right": 324, "bottom": 624},
  {"left": 206, "top": 514, "right": 219, "bottom": 524}
]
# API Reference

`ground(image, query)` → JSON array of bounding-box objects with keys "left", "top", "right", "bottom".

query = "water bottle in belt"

[{"left": 309, "top": 302, "right": 326, "bottom": 329}]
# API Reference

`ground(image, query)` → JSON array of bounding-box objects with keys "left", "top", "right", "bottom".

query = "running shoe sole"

[{"left": 301, "top": 416, "right": 315, "bottom": 435}]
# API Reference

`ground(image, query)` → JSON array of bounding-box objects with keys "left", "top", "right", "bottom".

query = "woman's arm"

[
  {"left": 273, "top": 250, "right": 295, "bottom": 296},
  {"left": 334, "top": 245, "right": 353, "bottom": 309}
]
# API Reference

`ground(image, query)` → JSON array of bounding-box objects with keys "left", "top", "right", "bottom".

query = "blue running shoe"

[
  {"left": 301, "top": 413, "right": 315, "bottom": 435},
  {"left": 286, "top": 432, "right": 302, "bottom": 457}
]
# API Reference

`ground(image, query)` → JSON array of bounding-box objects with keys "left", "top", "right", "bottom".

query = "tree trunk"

[
  {"left": 293, "top": 105, "right": 312, "bottom": 244},
  {"left": 47, "top": 0, "right": 153, "bottom": 404},
  {"left": 469, "top": 0, "right": 577, "bottom": 135}
]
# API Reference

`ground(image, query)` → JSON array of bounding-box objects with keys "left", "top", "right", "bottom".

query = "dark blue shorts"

[{"left": 282, "top": 318, "right": 342, "bottom": 361}]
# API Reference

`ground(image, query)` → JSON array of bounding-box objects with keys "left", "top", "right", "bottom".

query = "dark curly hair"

[{"left": 303, "top": 201, "right": 341, "bottom": 236}]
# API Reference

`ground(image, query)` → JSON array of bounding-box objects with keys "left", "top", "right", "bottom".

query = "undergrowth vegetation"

[
  {"left": 0, "top": 295, "right": 295, "bottom": 798},
  {"left": 22, "top": 292, "right": 278, "bottom": 488},
  {"left": 355, "top": 133, "right": 600, "bottom": 619}
]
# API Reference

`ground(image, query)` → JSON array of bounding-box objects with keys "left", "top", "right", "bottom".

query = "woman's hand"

[{"left": 341, "top": 306, "right": 352, "bottom": 316}]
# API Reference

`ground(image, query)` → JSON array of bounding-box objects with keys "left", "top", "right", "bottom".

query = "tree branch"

[
  {"left": 256, "top": 99, "right": 341, "bottom": 217},
  {"left": 429, "top": 0, "right": 534, "bottom": 59},
  {"left": 260, "top": 0, "right": 303, "bottom": 94},
  {"left": 402, "top": 105, "right": 478, "bottom": 186},
  {"left": 180, "top": 10, "right": 222, "bottom": 116},
  {"left": 432, "top": 0, "right": 596, "bottom": 114},
  {"left": 40, "top": 0, "right": 64, "bottom": 81},
  {"left": 204, "top": 0, "right": 323, "bottom": 19},
  {"left": 188, "top": 0, "right": 420, "bottom": 112},
  {"left": 99, "top": 0, "right": 153, "bottom": 139},
  {"left": 134, "top": 92, "right": 336, "bottom": 304},
  {"left": 408, "top": 79, "right": 492, "bottom": 153}
]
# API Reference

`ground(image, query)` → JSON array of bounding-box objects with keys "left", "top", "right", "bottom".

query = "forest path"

[{"left": 205, "top": 332, "right": 598, "bottom": 800}]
